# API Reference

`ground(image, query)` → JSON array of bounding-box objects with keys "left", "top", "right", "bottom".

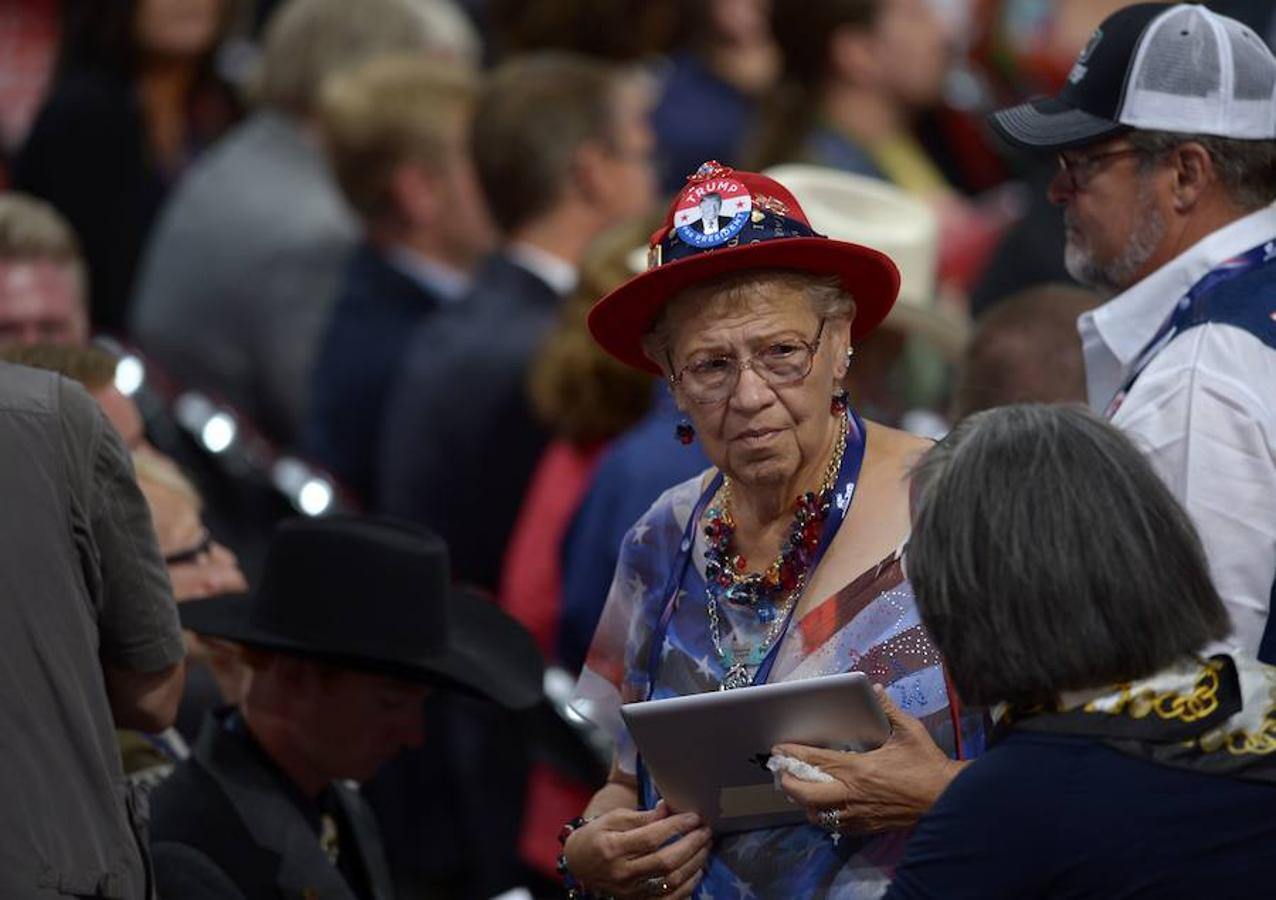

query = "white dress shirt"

[
  {"left": 1079, "top": 204, "right": 1276, "bottom": 658},
  {"left": 505, "top": 241, "right": 579, "bottom": 297},
  {"left": 384, "top": 244, "right": 472, "bottom": 303}
]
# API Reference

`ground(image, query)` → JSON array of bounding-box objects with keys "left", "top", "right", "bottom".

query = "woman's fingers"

[
  {"left": 666, "top": 844, "right": 711, "bottom": 899},
  {"left": 772, "top": 741, "right": 845, "bottom": 768},
  {"left": 617, "top": 823, "right": 712, "bottom": 880},
  {"left": 778, "top": 771, "right": 847, "bottom": 810}
]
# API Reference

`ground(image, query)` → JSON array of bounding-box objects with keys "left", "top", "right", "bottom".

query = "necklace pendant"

[{"left": 719, "top": 664, "right": 752, "bottom": 691}]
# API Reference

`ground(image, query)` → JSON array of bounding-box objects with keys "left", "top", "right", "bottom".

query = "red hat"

[{"left": 588, "top": 161, "right": 901, "bottom": 374}]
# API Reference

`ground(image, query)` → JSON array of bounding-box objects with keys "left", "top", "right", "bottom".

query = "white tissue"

[{"left": 766, "top": 752, "right": 835, "bottom": 785}]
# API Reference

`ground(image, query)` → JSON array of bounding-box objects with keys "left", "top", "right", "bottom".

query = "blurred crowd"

[{"left": 1, "top": 0, "right": 1275, "bottom": 898}]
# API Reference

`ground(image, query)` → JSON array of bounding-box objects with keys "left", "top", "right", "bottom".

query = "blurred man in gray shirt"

[{"left": 0, "top": 361, "right": 184, "bottom": 899}]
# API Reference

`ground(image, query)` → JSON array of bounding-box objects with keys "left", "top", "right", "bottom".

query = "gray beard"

[{"left": 1063, "top": 189, "right": 1167, "bottom": 295}]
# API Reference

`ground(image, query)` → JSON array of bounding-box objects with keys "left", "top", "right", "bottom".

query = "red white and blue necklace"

[{"left": 703, "top": 410, "right": 849, "bottom": 689}]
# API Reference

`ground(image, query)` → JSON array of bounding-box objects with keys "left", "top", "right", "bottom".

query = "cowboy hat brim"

[
  {"left": 178, "top": 585, "right": 544, "bottom": 710},
  {"left": 588, "top": 236, "right": 900, "bottom": 375}
]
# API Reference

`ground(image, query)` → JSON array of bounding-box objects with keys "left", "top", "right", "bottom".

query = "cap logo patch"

[
  {"left": 1069, "top": 27, "right": 1103, "bottom": 84},
  {"left": 673, "top": 173, "right": 752, "bottom": 250}
]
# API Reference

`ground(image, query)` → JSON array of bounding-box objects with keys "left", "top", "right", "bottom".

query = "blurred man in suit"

[{"left": 306, "top": 54, "right": 492, "bottom": 502}]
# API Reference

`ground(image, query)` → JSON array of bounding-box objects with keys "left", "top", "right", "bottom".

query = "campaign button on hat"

[{"left": 673, "top": 162, "right": 753, "bottom": 249}]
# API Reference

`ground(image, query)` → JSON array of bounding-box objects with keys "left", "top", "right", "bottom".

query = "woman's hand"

[
  {"left": 774, "top": 685, "right": 966, "bottom": 833},
  {"left": 563, "top": 800, "right": 711, "bottom": 898}
]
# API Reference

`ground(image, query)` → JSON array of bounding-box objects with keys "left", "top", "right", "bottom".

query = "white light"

[
  {"left": 297, "top": 478, "right": 333, "bottom": 516},
  {"left": 201, "top": 413, "right": 236, "bottom": 453},
  {"left": 113, "top": 356, "right": 144, "bottom": 396}
]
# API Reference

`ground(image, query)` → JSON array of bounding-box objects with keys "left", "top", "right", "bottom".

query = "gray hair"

[
  {"left": 1129, "top": 129, "right": 1276, "bottom": 212},
  {"left": 641, "top": 269, "right": 855, "bottom": 372},
  {"left": 253, "top": 0, "right": 479, "bottom": 116},
  {"left": 907, "top": 404, "right": 1229, "bottom": 708}
]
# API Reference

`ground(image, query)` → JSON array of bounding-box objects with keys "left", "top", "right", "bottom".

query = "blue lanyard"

[
  {"left": 1104, "top": 240, "right": 1275, "bottom": 418},
  {"left": 643, "top": 410, "right": 869, "bottom": 694}
]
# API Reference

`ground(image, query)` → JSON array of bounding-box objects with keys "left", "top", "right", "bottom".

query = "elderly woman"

[
  {"left": 783, "top": 405, "right": 1276, "bottom": 897},
  {"left": 563, "top": 161, "right": 979, "bottom": 898}
]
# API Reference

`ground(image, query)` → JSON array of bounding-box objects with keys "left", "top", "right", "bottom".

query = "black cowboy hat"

[{"left": 177, "top": 516, "right": 544, "bottom": 710}]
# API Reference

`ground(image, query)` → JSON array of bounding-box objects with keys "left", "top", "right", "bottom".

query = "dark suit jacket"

[
  {"left": 307, "top": 244, "right": 445, "bottom": 501},
  {"left": 149, "top": 711, "right": 394, "bottom": 900},
  {"left": 367, "top": 255, "right": 559, "bottom": 897},
  {"left": 375, "top": 253, "right": 562, "bottom": 590}
]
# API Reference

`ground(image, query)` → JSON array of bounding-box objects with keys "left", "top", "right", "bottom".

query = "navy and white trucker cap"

[{"left": 991, "top": 3, "right": 1276, "bottom": 151}]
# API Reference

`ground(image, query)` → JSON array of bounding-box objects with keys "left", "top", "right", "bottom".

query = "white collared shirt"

[
  {"left": 505, "top": 241, "right": 578, "bottom": 297},
  {"left": 384, "top": 244, "right": 472, "bottom": 304},
  {"left": 1079, "top": 203, "right": 1276, "bottom": 658}
]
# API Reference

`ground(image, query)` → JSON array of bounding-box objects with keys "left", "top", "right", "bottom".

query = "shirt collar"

[
  {"left": 505, "top": 241, "right": 578, "bottom": 297},
  {"left": 1080, "top": 204, "right": 1276, "bottom": 367},
  {"left": 384, "top": 244, "right": 472, "bottom": 304}
]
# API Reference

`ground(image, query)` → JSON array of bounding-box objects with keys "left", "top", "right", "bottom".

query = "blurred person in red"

[
  {"left": 130, "top": 0, "right": 480, "bottom": 447},
  {"left": 307, "top": 54, "right": 493, "bottom": 503},
  {"left": 12, "top": 0, "right": 242, "bottom": 334},
  {"left": 0, "top": 0, "right": 62, "bottom": 167},
  {"left": 0, "top": 192, "right": 90, "bottom": 346}
]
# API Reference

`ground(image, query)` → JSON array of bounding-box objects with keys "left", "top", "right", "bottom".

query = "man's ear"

[
  {"left": 1167, "top": 142, "right": 1216, "bottom": 214},
  {"left": 389, "top": 161, "right": 443, "bottom": 229},
  {"left": 572, "top": 139, "right": 612, "bottom": 206}
]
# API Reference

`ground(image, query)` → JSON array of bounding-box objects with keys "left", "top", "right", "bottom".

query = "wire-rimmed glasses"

[
  {"left": 669, "top": 319, "right": 826, "bottom": 404},
  {"left": 1054, "top": 146, "right": 1144, "bottom": 192}
]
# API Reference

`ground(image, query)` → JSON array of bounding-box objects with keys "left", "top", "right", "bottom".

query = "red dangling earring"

[
  {"left": 675, "top": 420, "right": 695, "bottom": 445},
  {"left": 830, "top": 389, "right": 849, "bottom": 416}
]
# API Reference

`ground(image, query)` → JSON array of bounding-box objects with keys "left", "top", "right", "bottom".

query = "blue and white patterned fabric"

[{"left": 572, "top": 473, "right": 984, "bottom": 899}]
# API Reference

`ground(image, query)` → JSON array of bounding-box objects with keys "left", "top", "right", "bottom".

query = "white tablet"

[{"left": 620, "top": 671, "right": 889, "bottom": 833}]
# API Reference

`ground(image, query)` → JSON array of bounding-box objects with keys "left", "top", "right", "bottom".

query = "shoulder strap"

[{"left": 1179, "top": 256, "right": 1276, "bottom": 350}]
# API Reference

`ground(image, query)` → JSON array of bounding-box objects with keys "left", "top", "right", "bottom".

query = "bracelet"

[{"left": 558, "top": 816, "right": 593, "bottom": 899}]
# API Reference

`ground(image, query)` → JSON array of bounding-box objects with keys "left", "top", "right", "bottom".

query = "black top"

[
  {"left": 150, "top": 708, "right": 386, "bottom": 900},
  {"left": 885, "top": 730, "right": 1276, "bottom": 899},
  {"left": 12, "top": 65, "right": 236, "bottom": 333}
]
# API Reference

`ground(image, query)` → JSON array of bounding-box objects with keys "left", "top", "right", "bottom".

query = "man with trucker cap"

[{"left": 991, "top": 3, "right": 1276, "bottom": 663}]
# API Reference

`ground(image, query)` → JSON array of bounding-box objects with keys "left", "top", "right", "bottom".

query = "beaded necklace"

[{"left": 703, "top": 413, "right": 848, "bottom": 689}]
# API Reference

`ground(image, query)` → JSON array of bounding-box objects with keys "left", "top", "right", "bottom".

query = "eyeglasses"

[
  {"left": 1054, "top": 147, "right": 1144, "bottom": 192},
  {"left": 670, "top": 319, "right": 826, "bottom": 404},
  {"left": 164, "top": 530, "right": 212, "bottom": 566}
]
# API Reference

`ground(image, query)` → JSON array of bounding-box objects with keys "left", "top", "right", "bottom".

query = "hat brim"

[
  {"left": 588, "top": 237, "right": 900, "bottom": 374},
  {"left": 989, "top": 95, "right": 1129, "bottom": 151},
  {"left": 178, "top": 586, "right": 544, "bottom": 710},
  {"left": 881, "top": 301, "right": 971, "bottom": 360}
]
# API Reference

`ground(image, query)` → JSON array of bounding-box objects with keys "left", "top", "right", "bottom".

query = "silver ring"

[
  {"left": 818, "top": 807, "right": 842, "bottom": 832},
  {"left": 645, "top": 875, "right": 672, "bottom": 896}
]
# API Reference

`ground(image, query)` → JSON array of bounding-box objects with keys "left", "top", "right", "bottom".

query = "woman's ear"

[{"left": 832, "top": 317, "right": 854, "bottom": 380}]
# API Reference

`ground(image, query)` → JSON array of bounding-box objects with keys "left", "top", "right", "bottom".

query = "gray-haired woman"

[
  {"left": 785, "top": 404, "right": 1276, "bottom": 897},
  {"left": 561, "top": 161, "right": 980, "bottom": 899}
]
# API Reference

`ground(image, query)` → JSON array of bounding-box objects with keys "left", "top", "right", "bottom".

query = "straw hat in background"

[{"left": 761, "top": 164, "right": 971, "bottom": 360}]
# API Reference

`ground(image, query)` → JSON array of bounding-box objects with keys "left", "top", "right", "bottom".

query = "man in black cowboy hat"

[{"left": 148, "top": 516, "right": 544, "bottom": 899}]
